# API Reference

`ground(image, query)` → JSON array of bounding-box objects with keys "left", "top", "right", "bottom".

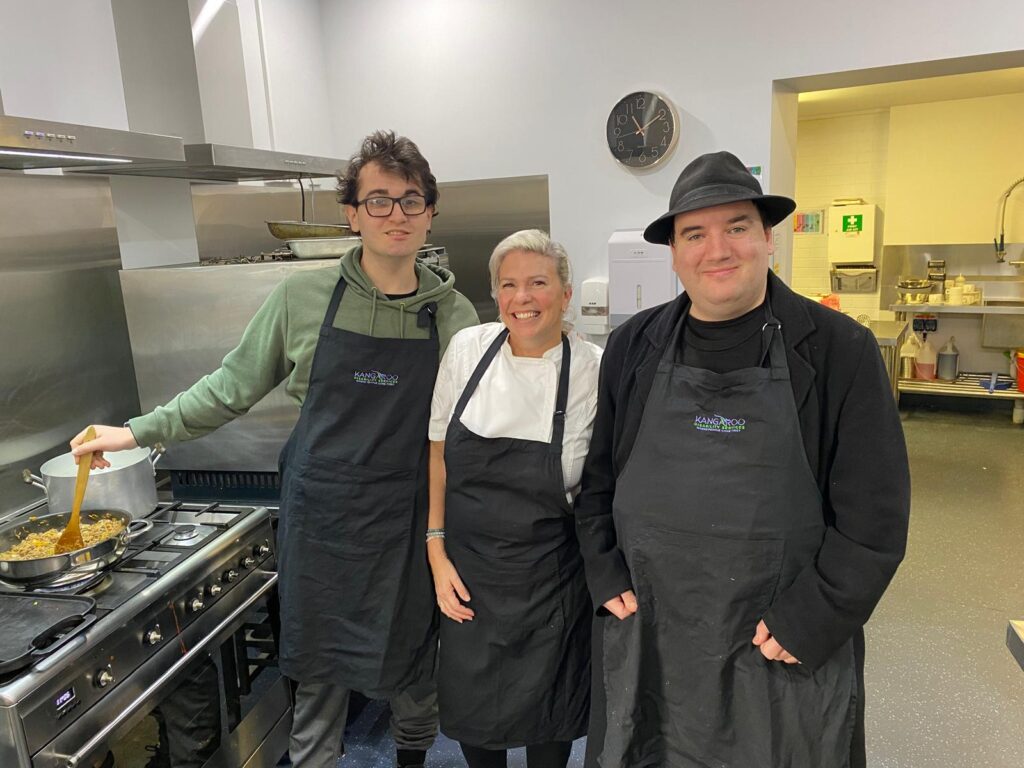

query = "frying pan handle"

[
  {"left": 125, "top": 519, "right": 154, "bottom": 541},
  {"left": 31, "top": 613, "right": 98, "bottom": 656},
  {"left": 21, "top": 469, "right": 46, "bottom": 490}
]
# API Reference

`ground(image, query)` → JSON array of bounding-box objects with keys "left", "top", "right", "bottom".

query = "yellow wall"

[
  {"left": 793, "top": 111, "right": 891, "bottom": 318},
  {"left": 884, "top": 92, "right": 1024, "bottom": 245}
]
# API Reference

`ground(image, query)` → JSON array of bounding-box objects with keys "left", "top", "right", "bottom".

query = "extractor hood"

[
  {"left": 0, "top": 113, "right": 185, "bottom": 170},
  {"left": 68, "top": 143, "right": 346, "bottom": 182}
]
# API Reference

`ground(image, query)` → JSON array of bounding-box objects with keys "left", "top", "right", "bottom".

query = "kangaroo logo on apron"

[{"left": 693, "top": 413, "right": 747, "bottom": 433}]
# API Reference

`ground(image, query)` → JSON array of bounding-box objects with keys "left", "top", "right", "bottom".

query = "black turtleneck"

[{"left": 679, "top": 301, "right": 769, "bottom": 374}]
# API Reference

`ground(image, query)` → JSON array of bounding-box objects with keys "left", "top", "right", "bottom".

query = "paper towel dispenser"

[{"left": 608, "top": 229, "right": 679, "bottom": 327}]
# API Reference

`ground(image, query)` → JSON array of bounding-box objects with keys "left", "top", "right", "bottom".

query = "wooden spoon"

[{"left": 55, "top": 426, "right": 97, "bottom": 555}]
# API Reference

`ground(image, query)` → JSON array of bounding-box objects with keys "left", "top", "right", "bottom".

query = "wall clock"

[{"left": 606, "top": 91, "right": 678, "bottom": 169}]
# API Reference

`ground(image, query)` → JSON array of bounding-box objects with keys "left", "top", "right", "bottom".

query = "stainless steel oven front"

[{"left": 35, "top": 572, "right": 288, "bottom": 768}]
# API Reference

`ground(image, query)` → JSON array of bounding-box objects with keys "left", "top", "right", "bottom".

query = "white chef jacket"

[{"left": 429, "top": 322, "right": 602, "bottom": 497}]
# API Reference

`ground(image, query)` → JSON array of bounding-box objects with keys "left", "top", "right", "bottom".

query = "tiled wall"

[{"left": 793, "top": 110, "right": 892, "bottom": 320}]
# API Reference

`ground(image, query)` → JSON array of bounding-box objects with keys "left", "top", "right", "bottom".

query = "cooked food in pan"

[{"left": 0, "top": 517, "right": 125, "bottom": 561}]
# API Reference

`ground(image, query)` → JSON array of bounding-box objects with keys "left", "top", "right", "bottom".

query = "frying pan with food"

[{"left": 0, "top": 509, "right": 152, "bottom": 587}]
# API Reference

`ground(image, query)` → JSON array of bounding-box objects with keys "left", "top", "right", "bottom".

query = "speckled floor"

[
  {"left": 326, "top": 405, "right": 1023, "bottom": 768},
  {"left": 865, "top": 405, "right": 1024, "bottom": 767},
  {"left": 339, "top": 699, "right": 585, "bottom": 767}
]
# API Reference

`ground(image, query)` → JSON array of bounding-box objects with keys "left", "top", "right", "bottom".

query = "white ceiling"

[{"left": 797, "top": 66, "right": 1024, "bottom": 118}]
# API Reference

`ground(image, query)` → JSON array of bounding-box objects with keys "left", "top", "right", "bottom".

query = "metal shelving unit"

[
  {"left": 898, "top": 373, "right": 1024, "bottom": 400},
  {"left": 898, "top": 372, "right": 1024, "bottom": 424}
]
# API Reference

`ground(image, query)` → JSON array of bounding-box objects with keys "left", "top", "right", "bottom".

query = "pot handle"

[
  {"left": 148, "top": 443, "right": 165, "bottom": 473},
  {"left": 126, "top": 519, "right": 154, "bottom": 541},
  {"left": 21, "top": 469, "right": 46, "bottom": 491}
]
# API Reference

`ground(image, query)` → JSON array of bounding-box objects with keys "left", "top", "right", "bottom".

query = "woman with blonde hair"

[{"left": 427, "top": 229, "right": 601, "bottom": 767}]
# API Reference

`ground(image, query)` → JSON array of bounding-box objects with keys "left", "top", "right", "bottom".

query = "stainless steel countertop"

[{"left": 868, "top": 320, "right": 908, "bottom": 347}]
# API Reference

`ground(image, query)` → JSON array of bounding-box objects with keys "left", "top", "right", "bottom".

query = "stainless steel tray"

[{"left": 285, "top": 236, "right": 362, "bottom": 259}]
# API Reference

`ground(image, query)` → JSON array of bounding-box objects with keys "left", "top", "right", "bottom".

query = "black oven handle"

[{"left": 58, "top": 570, "right": 279, "bottom": 768}]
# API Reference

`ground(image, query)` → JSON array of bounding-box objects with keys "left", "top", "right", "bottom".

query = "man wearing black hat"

[{"left": 576, "top": 151, "right": 910, "bottom": 767}]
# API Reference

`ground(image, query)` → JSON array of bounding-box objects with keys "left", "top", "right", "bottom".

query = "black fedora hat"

[{"left": 643, "top": 151, "right": 796, "bottom": 245}]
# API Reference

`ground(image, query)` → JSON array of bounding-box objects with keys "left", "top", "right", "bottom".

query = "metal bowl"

[
  {"left": 0, "top": 509, "right": 152, "bottom": 586},
  {"left": 897, "top": 277, "right": 933, "bottom": 290},
  {"left": 286, "top": 236, "right": 362, "bottom": 259}
]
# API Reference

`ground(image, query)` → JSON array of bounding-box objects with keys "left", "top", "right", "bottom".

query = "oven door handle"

[{"left": 58, "top": 570, "right": 279, "bottom": 768}]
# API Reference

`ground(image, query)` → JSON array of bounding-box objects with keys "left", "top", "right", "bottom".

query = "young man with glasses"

[{"left": 71, "top": 131, "right": 479, "bottom": 768}]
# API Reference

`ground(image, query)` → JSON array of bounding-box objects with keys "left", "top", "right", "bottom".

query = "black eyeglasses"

[{"left": 355, "top": 194, "right": 429, "bottom": 217}]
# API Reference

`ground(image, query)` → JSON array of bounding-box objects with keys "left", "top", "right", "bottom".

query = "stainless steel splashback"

[
  {"left": 119, "top": 260, "right": 333, "bottom": 472},
  {"left": 0, "top": 173, "right": 141, "bottom": 519},
  {"left": 192, "top": 174, "right": 551, "bottom": 320}
]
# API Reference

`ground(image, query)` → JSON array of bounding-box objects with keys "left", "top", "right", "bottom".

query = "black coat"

[{"left": 575, "top": 272, "right": 910, "bottom": 766}]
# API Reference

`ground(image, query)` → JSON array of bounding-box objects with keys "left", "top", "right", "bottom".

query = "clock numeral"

[
  {"left": 651, "top": 148, "right": 659, "bottom": 158},
  {"left": 613, "top": 127, "right": 622, "bottom": 138},
  {"left": 635, "top": 96, "right": 646, "bottom": 110},
  {"left": 616, "top": 114, "right": 627, "bottom": 126},
  {"left": 617, "top": 141, "right": 625, "bottom": 152},
  {"left": 661, "top": 136, "right": 668, "bottom": 147},
  {"left": 656, "top": 109, "right": 667, "bottom": 120},
  {"left": 639, "top": 153, "right": 648, "bottom": 164},
  {"left": 661, "top": 121, "right": 671, "bottom": 133}
]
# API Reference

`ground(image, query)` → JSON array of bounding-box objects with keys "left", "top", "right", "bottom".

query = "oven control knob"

[
  {"left": 145, "top": 627, "right": 163, "bottom": 646},
  {"left": 96, "top": 666, "right": 114, "bottom": 688},
  {"left": 240, "top": 555, "right": 256, "bottom": 569},
  {"left": 190, "top": 595, "right": 205, "bottom": 613},
  {"left": 208, "top": 583, "right": 223, "bottom": 597},
  {"left": 223, "top": 569, "right": 239, "bottom": 583},
  {"left": 254, "top": 542, "right": 271, "bottom": 557}
]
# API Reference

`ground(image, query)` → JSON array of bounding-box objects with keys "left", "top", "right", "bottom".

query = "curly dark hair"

[{"left": 336, "top": 130, "right": 439, "bottom": 210}]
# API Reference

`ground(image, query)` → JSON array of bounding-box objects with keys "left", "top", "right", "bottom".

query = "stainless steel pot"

[
  {"left": 0, "top": 509, "right": 153, "bottom": 587},
  {"left": 23, "top": 444, "right": 163, "bottom": 519}
]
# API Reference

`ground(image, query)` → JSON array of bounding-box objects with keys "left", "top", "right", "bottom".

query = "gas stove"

[{"left": 0, "top": 500, "right": 288, "bottom": 768}]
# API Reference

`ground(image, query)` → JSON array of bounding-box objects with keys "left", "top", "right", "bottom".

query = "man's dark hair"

[
  {"left": 751, "top": 200, "right": 771, "bottom": 228},
  {"left": 336, "top": 130, "right": 439, "bottom": 209}
]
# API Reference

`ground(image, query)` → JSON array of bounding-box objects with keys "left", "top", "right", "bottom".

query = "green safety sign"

[{"left": 841, "top": 214, "right": 863, "bottom": 233}]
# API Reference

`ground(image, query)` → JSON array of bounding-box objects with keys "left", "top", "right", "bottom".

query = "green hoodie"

[{"left": 129, "top": 246, "right": 479, "bottom": 447}]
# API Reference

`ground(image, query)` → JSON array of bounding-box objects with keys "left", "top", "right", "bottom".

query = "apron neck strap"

[
  {"left": 320, "top": 275, "right": 439, "bottom": 340},
  {"left": 665, "top": 294, "right": 786, "bottom": 376},
  {"left": 453, "top": 327, "right": 509, "bottom": 421},
  {"left": 550, "top": 334, "right": 571, "bottom": 455},
  {"left": 761, "top": 299, "right": 788, "bottom": 379},
  {"left": 320, "top": 275, "right": 348, "bottom": 336},
  {"left": 452, "top": 329, "right": 572, "bottom": 454}
]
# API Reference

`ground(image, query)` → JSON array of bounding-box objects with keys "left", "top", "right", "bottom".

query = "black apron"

[
  {"left": 594, "top": 303, "right": 857, "bottom": 768},
  {"left": 438, "top": 329, "right": 591, "bottom": 748},
  {"left": 277, "top": 275, "right": 439, "bottom": 697}
]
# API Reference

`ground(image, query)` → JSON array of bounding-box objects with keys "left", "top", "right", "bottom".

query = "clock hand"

[
  {"left": 639, "top": 113, "right": 664, "bottom": 132},
  {"left": 631, "top": 116, "right": 645, "bottom": 137}
]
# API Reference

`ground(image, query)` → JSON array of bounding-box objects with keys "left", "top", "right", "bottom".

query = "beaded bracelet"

[{"left": 425, "top": 528, "right": 446, "bottom": 541}]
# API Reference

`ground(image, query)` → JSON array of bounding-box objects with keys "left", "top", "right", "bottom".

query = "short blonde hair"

[{"left": 488, "top": 229, "right": 572, "bottom": 299}]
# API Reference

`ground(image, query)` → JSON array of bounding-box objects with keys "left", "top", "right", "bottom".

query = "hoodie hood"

[{"left": 335, "top": 245, "right": 459, "bottom": 336}]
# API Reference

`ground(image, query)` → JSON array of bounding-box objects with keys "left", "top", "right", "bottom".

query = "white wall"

[
  {"left": 313, "top": 0, "right": 1024, "bottom": 308},
  {"left": 257, "top": 0, "right": 336, "bottom": 156},
  {"left": 0, "top": 0, "right": 128, "bottom": 129}
]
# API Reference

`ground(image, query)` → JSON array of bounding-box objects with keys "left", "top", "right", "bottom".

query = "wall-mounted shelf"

[{"left": 890, "top": 304, "right": 1024, "bottom": 316}]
